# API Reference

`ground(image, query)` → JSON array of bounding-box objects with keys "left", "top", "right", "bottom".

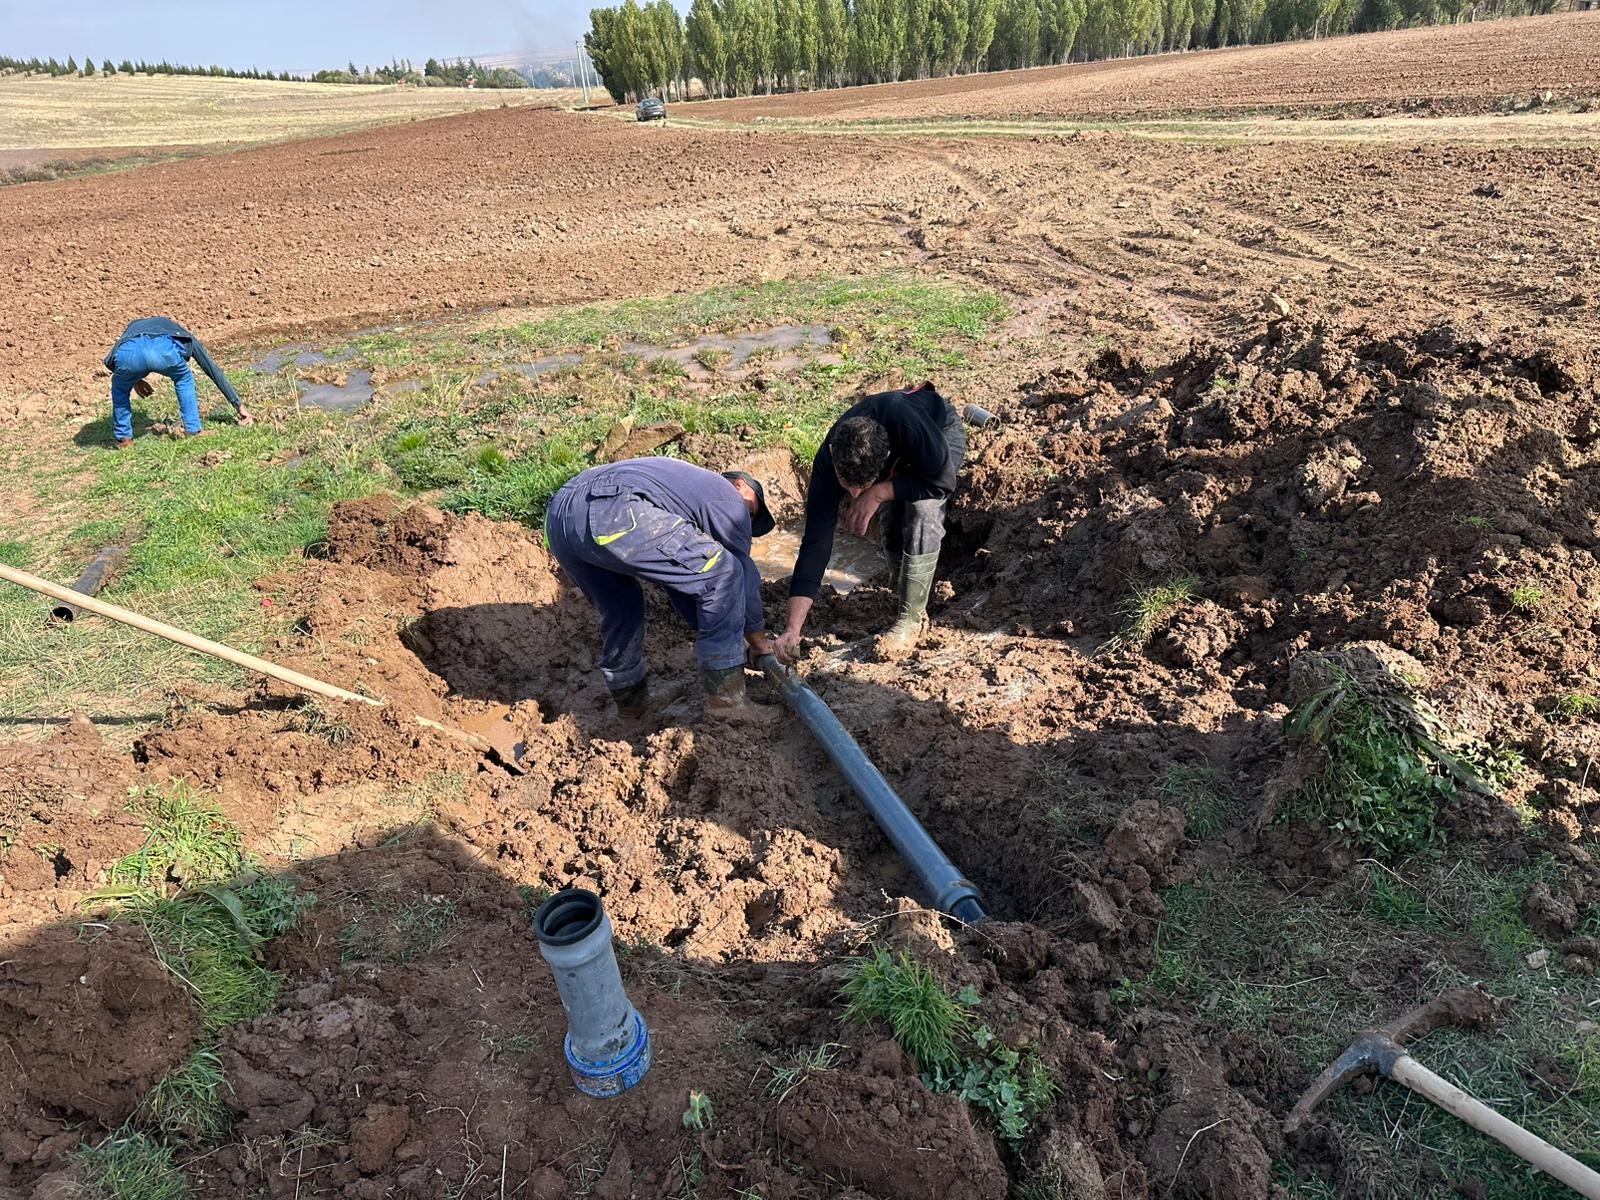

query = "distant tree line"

[
  {"left": 583, "top": 0, "right": 1565, "bottom": 101},
  {"left": 0, "top": 54, "right": 528, "bottom": 87}
]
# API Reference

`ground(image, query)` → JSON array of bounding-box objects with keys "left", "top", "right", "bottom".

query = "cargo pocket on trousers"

[{"left": 657, "top": 526, "right": 722, "bottom": 575}]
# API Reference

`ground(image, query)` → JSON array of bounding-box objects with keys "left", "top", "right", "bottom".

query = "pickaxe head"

[{"left": 1284, "top": 986, "right": 1506, "bottom": 1133}]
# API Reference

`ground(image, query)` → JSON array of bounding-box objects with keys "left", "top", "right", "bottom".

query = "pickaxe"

[{"left": 1285, "top": 986, "right": 1600, "bottom": 1198}]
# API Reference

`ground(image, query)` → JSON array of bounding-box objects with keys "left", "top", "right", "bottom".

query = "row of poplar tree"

[{"left": 584, "top": 0, "right": 1562, "bottom": 101}]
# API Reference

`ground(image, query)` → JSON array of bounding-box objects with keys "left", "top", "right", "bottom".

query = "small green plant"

[
  {"left": 137, "top": 1048, "right": 231, "bottom": 1145},
  {"left": 1510, "top": 585, "right": 1549, "bottom": 614},
  {"left": 1455, "top": 514, "right": 1495, "bottom": 532},
  {"left": 1099, "top": 575, "right": 1199, "bottom": 655},
  {"left": 841, "top": 950, "right": 1056, "bottom": 1142},
  {"left": 681, "top": 1090, "right": 715, "bottom": 1131},
  {"left": 470, "top": 443, "right": 510, "bottom": 476},
  {"left": 841, "top": 948, "right": 967, "bottom": 1069},
  {"left": 73, "top": 1132, "right": 187, "bottom": 1200},
  {"left": 924, "top": 1025, "right": 1057, "bottom": 1143},
  {"left": 764, "top": 1042, "right": 843, "bottom": 1103},
  {"left": 1550, "top": 692, "right": 1600, "bottom": 721}
]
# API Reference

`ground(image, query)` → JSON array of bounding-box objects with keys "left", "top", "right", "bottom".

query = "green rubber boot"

[
  {"left": 879, "top": 551, "right": 938, "bottom": 657},
  {"left": 700, "top": 666, "right": 779, "bottom": 724}
]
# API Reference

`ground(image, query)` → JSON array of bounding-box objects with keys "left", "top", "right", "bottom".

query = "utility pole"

[{"left": 574, "top": 40, "right": 591, "bottom": 107}]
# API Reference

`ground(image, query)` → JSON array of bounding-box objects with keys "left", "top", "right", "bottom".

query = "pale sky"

[{"left": 0, "top": 0, "right": 605, "bottom": 73}]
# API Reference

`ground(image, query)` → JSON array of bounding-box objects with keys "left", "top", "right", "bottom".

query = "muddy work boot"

[
  {"left": 609, "top": 679, "right": 651, "bottom": 719},
  {"left": 877, "top": 551, "right": 938, "bottom": 658},
  {"left": 700, "top": 666, "right": 778, "bottom": 724}
]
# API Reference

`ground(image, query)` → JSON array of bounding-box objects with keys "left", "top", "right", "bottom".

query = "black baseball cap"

[{"left": 722, "top": 471, "right": 775, "bottom": 537}]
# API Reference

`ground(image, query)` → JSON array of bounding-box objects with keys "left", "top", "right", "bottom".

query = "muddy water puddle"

[
  {"left": 252, "top": 325, "right": 839, "bottom": 413},
  {"left": 298, "top": 370, "right": 374, "bottom": 412},
  {"left": 751, "top": 525, "right": 882, "bottom": 593}
]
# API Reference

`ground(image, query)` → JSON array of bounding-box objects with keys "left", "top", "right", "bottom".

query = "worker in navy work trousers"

[
  {"left": 105, "top": 316, "right": 252, "bottom": 447},
  {"left": 545, "top": 457, "right": 779, "bottom": 721}
]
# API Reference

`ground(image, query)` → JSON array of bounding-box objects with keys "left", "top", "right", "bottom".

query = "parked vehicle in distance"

[{"left": 636, "top": 97, "right": 666, "bottom": 123}]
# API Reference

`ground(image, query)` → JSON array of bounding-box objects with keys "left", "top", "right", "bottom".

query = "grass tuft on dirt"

[
  {"left": 135, "top": 1047, "right": 232, "bottom": 1146},
  {"left": 72, "top": 1132, "right": 187, "bottom": 1200},
  {"left": 1099, "top": 575, "right": 1199, "bottom": 655}
]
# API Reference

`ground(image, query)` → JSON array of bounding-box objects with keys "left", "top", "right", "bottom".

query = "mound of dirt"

[{"left": 0, "top": 923, "right": 201, "bottom": 1137}]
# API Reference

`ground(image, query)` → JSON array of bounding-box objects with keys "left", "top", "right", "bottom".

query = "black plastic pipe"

[
  {"left": 50, "top": 546, "right": 126, "bottom": 623},
  {"left": 756, "top": 654, "right": 987, "bottom": 923}
]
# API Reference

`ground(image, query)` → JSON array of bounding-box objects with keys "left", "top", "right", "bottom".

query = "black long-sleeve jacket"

[{"left": 790, "top": 384, "right": 956, "bottom": 601}]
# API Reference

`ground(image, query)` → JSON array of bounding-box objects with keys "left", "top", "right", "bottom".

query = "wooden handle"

[
  {"left": 1393, "top": 1056, "right": 1600, "bottom": 1198},
  {"left": 1, "top": 562, "right": 384, "bottom": 707},
  {"left": 0, "top": 562, "right": 499, "bottom": 756}
]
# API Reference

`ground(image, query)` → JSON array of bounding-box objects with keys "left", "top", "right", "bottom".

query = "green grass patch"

[
  {"left": 469, "top": 275, "right": 1004, "bottom": 353},
  {"left": 95, "top": 783, "right": 314, "bottom": 1030},
  {"left": 1549, "top": 692, "right": 1600, "bottom": 720},
  {"left": 339, "top": 893, "right": 461, "bottom": 963},
  {"left": 2, "top": 274, "right": 1002, "bottom": 723},
  {"left": 72, "top": 1132, "right": 187, "bottom": 1200},
  {"left": 1098, "top": 576, "right": 1199, "bottom": 655},
  {"left": 108, "top": 785, "right": 244, "bottom": 888},
  {"left": 1160, "top": 765, "right": 1244, "bottom": 839}
]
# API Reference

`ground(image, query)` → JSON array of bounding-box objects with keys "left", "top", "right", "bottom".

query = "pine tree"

[{"left": 83, "top": 56, "right": 96, "bottom": 76}]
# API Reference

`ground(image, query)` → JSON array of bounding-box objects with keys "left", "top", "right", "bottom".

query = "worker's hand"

[
  {"left": 236, "top": 407, "right": 254, "bottom": 427},
  {"left": 845, "top": 481, "right": 893, "bottom": 538},
  {"left": 745, "top": 630, "right": 774, "bottom": 667},
  {"left": 133, "top": 378, "right": 154, "bottom": 398},
  {"left": 771, "top": 627, "right": 803, "bottom": 664}
]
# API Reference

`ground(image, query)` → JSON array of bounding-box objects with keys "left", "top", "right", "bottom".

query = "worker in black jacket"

[{"left": 773, "top": 382, "right": 965, "bottom": 660}]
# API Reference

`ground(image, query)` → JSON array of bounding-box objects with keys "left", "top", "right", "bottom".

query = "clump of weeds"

[
  {"left": 764, "top": 1042, "right": 843, "bottom": 1103},
  {"left": 1549, "top": 692, "right": 1600, "bottom": 721},
  {"left": 841, "top": 948, "right": 1055, "bottom": 1142},
  {"left": 1281, "top": 658, "right": 1523, "bottom": 860}
]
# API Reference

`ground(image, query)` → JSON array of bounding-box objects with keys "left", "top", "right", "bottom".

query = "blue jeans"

[
  {"left": 110, "top": 334, "right": 199, "bottom": 439},
  {"left": 546, "top": 481, "right": 746, "bottom": 691}
]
